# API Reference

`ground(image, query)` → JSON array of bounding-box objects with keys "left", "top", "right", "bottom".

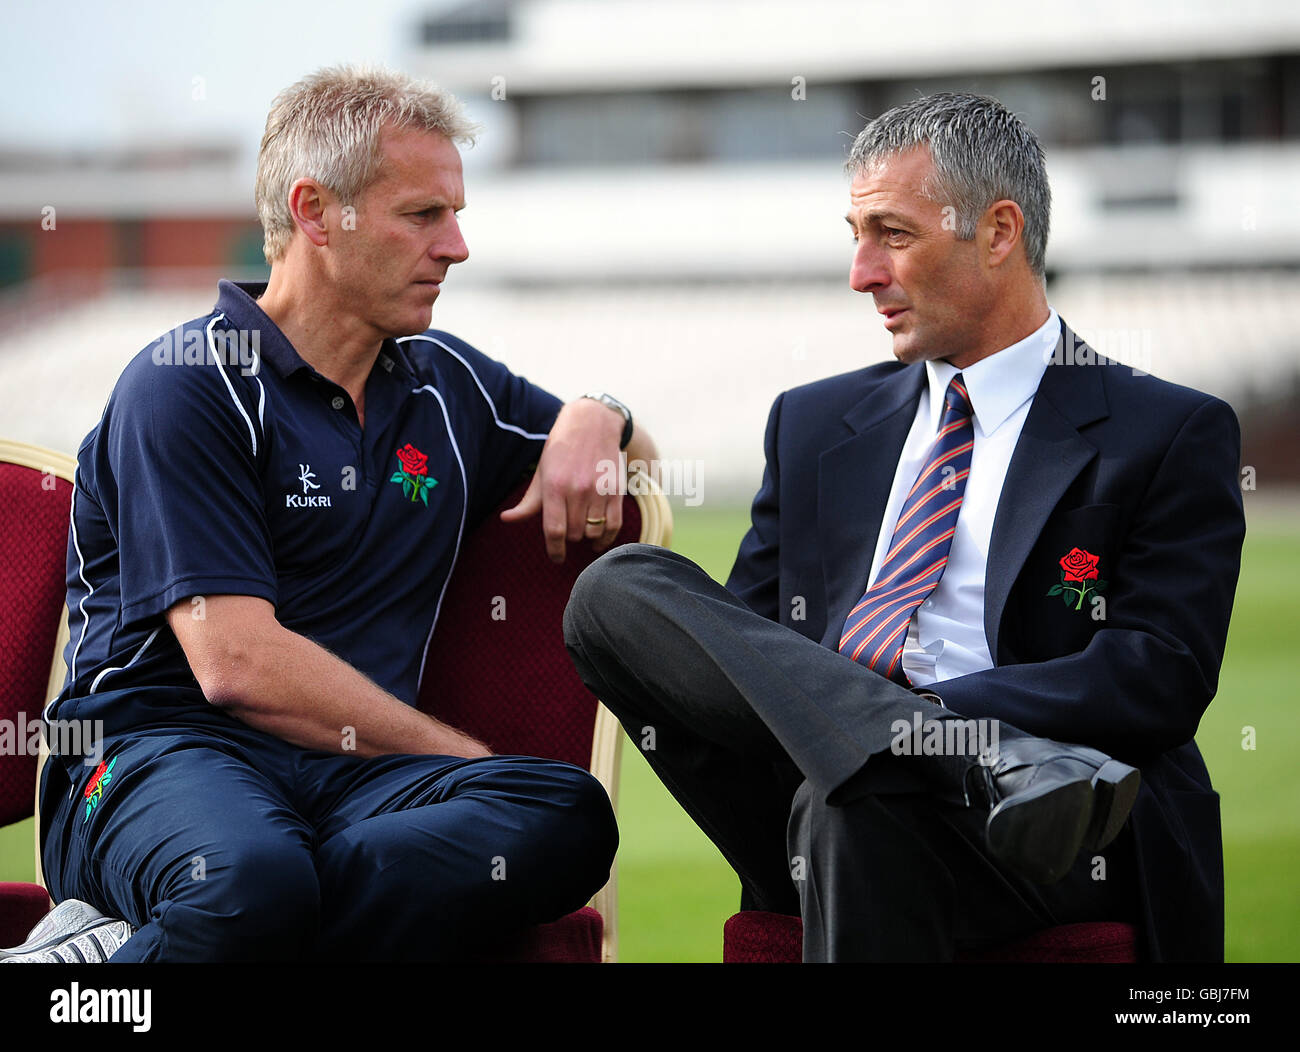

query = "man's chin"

[
  {"left": 889, "top": 332, "right": 947, "bottom": 366},
  {"left": 391, "top": 306, "right": 437, "bottom": 339},
  {"left": 890, "top": 338, "right": 923, "bottom": 365}
]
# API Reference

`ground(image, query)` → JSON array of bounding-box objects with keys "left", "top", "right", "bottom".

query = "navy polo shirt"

[{"left": 52, "top": 280, "right": 562, "bottom": 724}]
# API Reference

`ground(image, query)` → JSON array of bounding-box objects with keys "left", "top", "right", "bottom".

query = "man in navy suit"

[{"left": 564, "top": 92, "right": 1243, "bottom": 961}]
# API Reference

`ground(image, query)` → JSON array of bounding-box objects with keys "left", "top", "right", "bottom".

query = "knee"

[
  {"left": 506, "top": 761, "right": 619, "bottom": 904},
  {"left": 566, "top": 544, "right": 645, "bottom": 643},
  {"left": 540, "top": 764, "right": 620, "bottom": 885},
  {"left": 163, "top": 839, "right": 320, "bottom": 961},
  {"left": 564, "top": 543, "right": 678, "bottom": 647},
  {"left": 575, "top": 771, "right": 619, "bottom": 876}
]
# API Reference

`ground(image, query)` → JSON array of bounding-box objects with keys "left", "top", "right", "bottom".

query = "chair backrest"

[
  {"left": 0, "top": 440, "right": 76, "bottom": 829},
  {"left": 417, "top": 471, "right": 670, "bottom": 767}
]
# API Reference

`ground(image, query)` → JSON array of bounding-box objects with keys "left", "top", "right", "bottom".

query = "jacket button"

[{"left": 331, "top": 396, "right": 345, "bottom": 410}]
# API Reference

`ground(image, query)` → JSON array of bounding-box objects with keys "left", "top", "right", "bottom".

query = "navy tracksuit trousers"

[{"left": 40, "top": 688, "right": 618, "bottom": 962}]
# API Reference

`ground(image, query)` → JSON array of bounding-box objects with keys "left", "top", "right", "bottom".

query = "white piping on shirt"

[
  {"left": 52, "top": 470, "right": 93, "bottom": 719},
  {"left": 399, "top": 334, "right": 550, "bottom": 441},
  {"left": 88, "top": 627, "right": 161, "bottom": 695},
  {"left": 208, "top": 313, "right": 264, "bottom": 457},
  {"left": 410, "top": 383, "right": 470, "bottom": 695}
]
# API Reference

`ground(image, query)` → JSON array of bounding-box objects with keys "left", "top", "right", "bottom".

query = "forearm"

[
  {"left": 219, "top": 629, "right": 482, "bottom": 756},
  {"left": 170, "top": 599, "right": 486, "bottom": 758}
]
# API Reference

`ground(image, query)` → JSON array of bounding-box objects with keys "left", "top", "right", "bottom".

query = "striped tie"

[{"left": 839, "top": 374, "right": 974, "bottom": 684}]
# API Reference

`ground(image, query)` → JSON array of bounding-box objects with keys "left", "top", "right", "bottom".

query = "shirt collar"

[
  {"left": 923, "top": 308, "right": 1058, "bottom": 437},
  {"left": 212, "top": 280, "right": 415, "bottom": 383}
]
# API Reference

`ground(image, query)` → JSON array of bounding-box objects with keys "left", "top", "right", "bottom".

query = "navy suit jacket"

[{"left": 725, "top": 321, "right": 1245, "bottom": 962}]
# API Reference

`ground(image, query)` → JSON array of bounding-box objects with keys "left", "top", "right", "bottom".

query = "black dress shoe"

[{"left": 966, "top": 738, "right": 1140, "bottom": 885}]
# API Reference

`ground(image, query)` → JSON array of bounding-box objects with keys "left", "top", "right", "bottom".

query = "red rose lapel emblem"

[
  {"left": 1048, "top": 547, "right": 1108, "bottom": 612},
  {"left": 390, "top": 443, "right": 438, "bottom": 506}
]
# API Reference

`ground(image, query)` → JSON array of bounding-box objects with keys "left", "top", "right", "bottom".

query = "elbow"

[{"left": 190, "top": 641, "right": 261, "bottom": 712}]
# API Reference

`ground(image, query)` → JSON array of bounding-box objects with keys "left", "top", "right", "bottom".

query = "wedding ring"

[{"left": 585, "top": 516, "right": 607, "bottom": 526}]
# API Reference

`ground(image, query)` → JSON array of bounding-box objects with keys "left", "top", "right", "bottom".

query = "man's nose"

[
  {"left": 849, "top": 240, "right": 889, "bottom": 294},
  {"left": 435, "top": 215, "right": 470, "bottom": 264}
]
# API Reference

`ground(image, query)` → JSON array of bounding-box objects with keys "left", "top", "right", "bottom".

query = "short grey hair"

[
  {"left": 255, "top": 65, "right": 479, "bottom": 264},
  {"left": 846, "top": 92, "right": 1051, "bottom": 276}
]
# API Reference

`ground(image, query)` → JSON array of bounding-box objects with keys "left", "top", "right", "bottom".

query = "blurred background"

[{"left": 1, "top": 0, "right": 1296, "bottom": 961}]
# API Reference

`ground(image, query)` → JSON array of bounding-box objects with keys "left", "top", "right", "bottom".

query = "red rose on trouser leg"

[
  {"left": 395, "top": 444, "right": 428, "bottom": 476},
  {"left": 84, "top": 760, "right": 107, "bottom": 799},
  {"left": 1059, "top": 547, "right": 1100, "bottom": 582},
  {"left": 82, "top": 757, "right": 118, "bottom": 823}
]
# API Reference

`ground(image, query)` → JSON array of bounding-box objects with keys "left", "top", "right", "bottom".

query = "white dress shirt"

[{"left": 863, "top": 309, "right": 1059, "bottom": 687}]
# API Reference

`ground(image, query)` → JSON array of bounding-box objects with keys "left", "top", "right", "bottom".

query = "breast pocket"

[{"left": 1001, "top": 503, "right": 1123, "bottom": 662}]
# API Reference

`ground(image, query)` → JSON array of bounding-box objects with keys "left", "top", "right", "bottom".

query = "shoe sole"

[
  {"left": 1086, "top": 760, "right": 1141, "bottom": 851},
  {"left": 986, "top": 777, "right": 1092, "bottom": 885}
]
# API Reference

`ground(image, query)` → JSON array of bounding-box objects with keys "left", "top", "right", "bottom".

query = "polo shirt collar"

[
  {"left": 213, "top": 280, "right": 415, "bottom": 383},
  {"left": 923, "top": 308, "right": 1058, "bottom": 437}
]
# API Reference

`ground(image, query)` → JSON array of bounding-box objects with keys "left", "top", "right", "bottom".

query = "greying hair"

[
  {"left": 846, "top": 92, "right": 1051, "bottom": 276},
  {"left": 256, "top": 65, "right": 479, "bottom": 264}
]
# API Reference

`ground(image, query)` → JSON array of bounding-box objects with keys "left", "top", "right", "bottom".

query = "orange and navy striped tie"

[{"left": 839, "top": 374, "right": 974, "bottom": 684}]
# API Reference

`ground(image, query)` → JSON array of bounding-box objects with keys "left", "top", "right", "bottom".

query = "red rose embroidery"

[
  {"left": 84, "top": 760, "right": 108, "bottom": 799},
  {"left": 389, "top": 444, "right": 438, "bottom": 506},
  {"left": 1048, "top": 548, "right": 1107, "bottom": 612},
  {"left": 395, "top": 444, "right": 428, "bottom": 477},
  {"left": 1059, "top": 547, "right": 1100, "bottom": 582},
  {"left": 82, "top": 757, "right": 118, "bottom": 823}
]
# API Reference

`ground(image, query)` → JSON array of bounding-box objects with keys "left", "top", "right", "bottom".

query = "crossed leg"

[{"left": 563, "top": 544, "right": 1137, "bottom": 960}]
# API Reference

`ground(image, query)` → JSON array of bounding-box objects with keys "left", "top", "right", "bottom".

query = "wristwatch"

[{"left": 581, "top": 392, "right": 634, "bottom": 450}]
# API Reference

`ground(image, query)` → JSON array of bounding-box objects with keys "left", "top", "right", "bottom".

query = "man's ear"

[
  {"left": 286, "top": 178, "right": 331, "bottom": 249},
  {"left": 982, "top": 199, "right": 1025, "bottom": 269}
]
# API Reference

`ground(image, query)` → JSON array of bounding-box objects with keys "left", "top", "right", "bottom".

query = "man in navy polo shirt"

[{"left": 22, "top": 66, "right": 650, "bottom": 963}]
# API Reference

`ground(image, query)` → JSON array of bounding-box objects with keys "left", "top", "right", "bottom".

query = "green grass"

[
  {"left": 4, "top": 503, "right": 1295, "bottom": 962},
  {"left": 1194, "top": 525, "right": 1300, "bottom": 963}
]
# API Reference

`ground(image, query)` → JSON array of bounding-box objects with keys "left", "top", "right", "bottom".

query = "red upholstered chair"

[
  {"left": 419, "top": 468, "right": 672, "bottom": 963},
  {"left": 0, "top": 440, "right": 77, "bottom": 947},
  {"left": 723, "top": 910, "right": 1139, "bottom": 963}
]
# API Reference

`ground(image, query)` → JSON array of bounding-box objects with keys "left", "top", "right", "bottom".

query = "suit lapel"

[
  {"left": 984, "top": 324, "right": 1110, "bottom": 660},
  {"left": 817, "top": 364, "right": 925, "bottom": 649}
]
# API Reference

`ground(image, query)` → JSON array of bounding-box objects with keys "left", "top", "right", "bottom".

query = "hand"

[{"left": 499, "top": 397, "right": 624, "bottom": 562}]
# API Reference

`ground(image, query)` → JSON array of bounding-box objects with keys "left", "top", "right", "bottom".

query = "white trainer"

[{"left": 0, "top": 899, "right": 134, "bottom": 962}]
